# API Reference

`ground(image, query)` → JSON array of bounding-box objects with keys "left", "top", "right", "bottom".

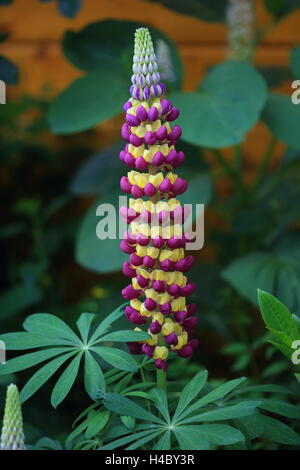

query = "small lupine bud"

[
  {"left": 185, "top": 255, "right": 195, "bottom": 270},
  {"left": 143, "top": 255, "right": 155, "bottom": 269},
  {"left": 145, "top": 298, "right": 157, "bottom": 311},
  {"left": 159, "top": 178, "right": 172, "bottom": 193},
  {"left": 183, "top": 316, "right": 198, "bottom": 330},
  {"left": 189, "top": 339, "right": 199, "bottom": 350},
  {"left": 167, "top": 284, "right": 180, "bottom": 296},
  {"left": 127, "top": 342, "right": 143, "bottom": 354},
  {"left": 123, "top": 262, "right": 136, "bottom": 278},
  {"left": 1, "top": 384, "right": 26, "bottom": 451},
  {"left": 160, "top": 259, "right": 174, "bottom": 271},
  {"left": 123, "top": 101, "right": 132, "bottom": 113},
  {"left": 131, "top": 185, "right": 144, "bottom": 198},
  {"left": 142, "top": 343, "right": 154, "bottom": 358},
  {"left": 135, "top": 156, "right": 148, "bottom": 170},
  {"left": 126, "top": 114, "right": 140, "bottom": 127},
  {"left": 120, "top": 240, "right": 136, "bottom": 254},
  {"left": 124, "top": 152, "right": 136, "bottom": 167},
  {"left": 168, "top": 125, "right": 182, "bottom": 141},
  {"left": 174, "top": 259, "right": 187, "bottom": 272},
  {"left": 172, "top": 177, "right": 185, "bottom": 195},
  {"left": 144, "top": 182, "right": 157, "bottom": 197},
  {"left": 120, "top": 176, "right": 132, "bottom": 194},
  {"left": 165, "top": 332, "right": 178, "bottom": 346},
  {"left": 156, "top": 125, "right": 168, "bottom": 141},
  {"left": 161, "top": 99, "right": 172, "bottom": 115},
  {"left": 140, "top": 210, "right": 151, "bottom": 223},
  {"left": 187, "top": 302, "right": 197, "bottom": 316},
  {"left": 136, "top": 234, "right": 150, "bottom": 246},
  {"left": 148, "top": 106, "right": 159, "bottom": 121},
  {"left": 121, "top": 123, "right": 131, "bottom": 141},
  {"left": 144, "top": 131, "right": 156, "bottom": 145},
  {"left": 158, "top": 210, "right": 169, "bottom": 225},
  {"left": 152, "top": 151, "right": 164, "bottom": 166},
  {"left": 136, "top": 105, "right": 148, "bottom": 121},
  {"left": 124, "top": 230, "right": 137, "bottom": 244},
  {"left": 150, "top": 320, "right": 162, "bottom": 334},
  {"left": 174, "top": 310, "right": 187, "bottom": 324},
  {"left": 153, "top": 280, "right": 165, "bottom": 292},
  {"left": 130, "top": 253, "right": 143, "bottom": 266},
  {"left": 130, "top": 311, "right": 148, "bottom": 325},
  {"left": 177, "top": 345, "right": 193, "bottom": 358},
  {"left": 166, "top": 107, "right": 179, "bottom": 121},
  {"left": 160, "top": 302, "right": 172, "bottom": 315},
  {"left": 155, "top": 358, "right": 167, "bottom": 372},
  {"left": 167, "top": 236, "right": 180, "bottom": 249},
  {"left": 137, "top": 274, "right": 149, "bottom": 288},
  {"left": 165, "top": 149, "right": 177, "bottom": 165},
  {"left": 152, "top": 236, "right": 164, "bottom": 248},
  {"left": 176, "top": 150, "right": 185, "bottom": 165}
]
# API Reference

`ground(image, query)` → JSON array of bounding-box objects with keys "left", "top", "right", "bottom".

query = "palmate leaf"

[
  {"left": 178, "top": 401, "right": 260, "bottom": 425},
  {"left": 173, "top": 370, "right": 208, "bottom": 422},
  {"left": 241, "top": 413, "right": 300, "bottom": 445},
  {"left": 0, "top": 305, "right": 147, "bottom": 405}
]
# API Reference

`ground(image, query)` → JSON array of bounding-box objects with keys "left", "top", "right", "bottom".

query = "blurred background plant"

[{"left": 0, "top": 0, "right": 300, "bottom": 448}]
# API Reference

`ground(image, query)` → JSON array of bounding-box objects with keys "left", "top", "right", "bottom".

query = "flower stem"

[
  {"left": 252, "top": 136, "right": 276, "bottom": 193},
  {"left": 156, "top": 368, "right": 167, "bottom": 392}
]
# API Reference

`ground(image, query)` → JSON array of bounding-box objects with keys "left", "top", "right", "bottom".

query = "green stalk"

[{"left": 252, "top": 136, "right": 276, "bottom": 193}]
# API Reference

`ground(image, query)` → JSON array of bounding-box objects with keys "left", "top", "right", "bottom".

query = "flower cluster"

[
  {"left": 120, "top": 28, "right": 198, "bottom": 373},
  {"left": 1, "top": 384, "right": 26, "bottom": 451},
  {"left": 226, "top": 0, "right": 255, "bottom": 63}
]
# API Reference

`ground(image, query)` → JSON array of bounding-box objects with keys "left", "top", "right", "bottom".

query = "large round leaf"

[
  {"left": 262, "top": 93, "right": 300, "bottom": 150},
  {"left": 48, "top": 66, "right": 128, "bottom": 134},
  {"left": 62, "top": 19, "right": 182, "bottom": 90},
  {"left": 76, "top": 191, "right": 127, "bottom": 274},
  {"left": 169, "top": 61, "right": 267, "bottom": 149}
]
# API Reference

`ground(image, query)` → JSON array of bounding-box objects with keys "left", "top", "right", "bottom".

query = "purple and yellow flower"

[{"left": 120, "top": 28, "right": 198, "bottom": 373}]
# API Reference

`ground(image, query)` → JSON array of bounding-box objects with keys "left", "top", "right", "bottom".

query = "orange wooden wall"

[{"left": 1, "top": 0, "right": 300, "bottom": 176}]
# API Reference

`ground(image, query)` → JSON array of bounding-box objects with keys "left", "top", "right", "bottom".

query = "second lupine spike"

[{"left": 120, "top": 27, "right": 198, "bottom": 373}]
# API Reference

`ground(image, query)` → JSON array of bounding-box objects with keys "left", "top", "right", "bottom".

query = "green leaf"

[
  {"left": 259, "top": 399, "right": 300, "bottom": 419},
  {"left": 146, "top": 0, "right": 226, "bottom": 22},
  {"left": 100, "top": 428, "right": 159, "bottom": 450},
  {"left": 229, "top": 384, "right": 294, "bottom": 398},
  {"left": 62, "top": 20, "right": 182, "bottom": 89},
  {"left": 20, "top": 351, "right": 77, "bottom": 402},
  {"left": 173, "top": 370, "right": 208, "bottom": 423},
  {"left": 0, "top": 332, "right": 73, "bottom": 350},
  {"left": 98, "top": 330, "right": 151, "bottom": 343},
  {"left": 190, "top": 424, "right": 244, "bottom": 446},
  {"left": 85, "top": 410, "right": 110, "bottom": 439},
  {"left": 75, "top": 192, "right": 127, "bottom": 274},
  {"left": 92, "top": 346, "right": 138, "bottom": 372},
  {"left": 179, "top": 377, "right": 247, "bottom": 420},
  {"left": 153, "top": 430, "right": 171, "bottom": 450},
  {"left": 258, "top": 290, "right": 299, "bottom": 341},
  {"left": 174, "top": 426, "right": 210, "bottom": 450},
  {"left": 0, "top": 347, "right": 73, "bottom": 376},
  {"left": 51, "top": 352, "right": 83, "bottom": 408},
  {"left": 149, "top": 388, "right": 170, "bottom": 423},
  {"left": 126, "top": 430, "right": 163, "bottom": 450},
  {"left": 102, "top": 393, "right": 164, "bottom": 425},
  {"left": 84, "top": 351, "right": 105, "bottom": 400},
  {"left": 180, "top": 401, "right": 260, "bottom": 424},
  {"left": 70, "top": 142, "right": 124, "bottom": 196},
  {"left": 262, "top": 93, "right": 300, "bottom": 149},
  {"left": 242, "top": 413, "right": 300, "bottom": 445},
  {"left": 120, "top": 415, "right": 136, "bottom": 431},
  {"left": 76, "top": 313, "right": 95, "bottom": 344},
  {"left": 89, "top": 303, "right": 128, "bottom": 344},
  {"left": 48, "top": 67, "right": 128, "bottom": 135},
  {"left": 169, "top": 61, "right": 267, "bottom": 148},
  {"left": 24, "top": 313, "right": 81, "bottom": 344},
  {"left": 291, "top": 45, "right": 300, "bottom": 78},
  {"left": 0, "top": 284, "right": 42, "bottom": 321},
  {"left": 222, "top": 243, "right": 300, "bottom": 312}
]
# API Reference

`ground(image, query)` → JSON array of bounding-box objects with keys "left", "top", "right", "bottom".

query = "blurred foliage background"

[{"left": 1, "top": 0, "right": 300, "bottom": 446}]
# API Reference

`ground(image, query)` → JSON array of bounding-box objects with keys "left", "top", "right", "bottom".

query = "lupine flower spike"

[
  {"left": 1, "top": 384, "right": 26, "bottom": 450},
  {"left": 120, "top": 28, "right": 198, "bottom": 373}
]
